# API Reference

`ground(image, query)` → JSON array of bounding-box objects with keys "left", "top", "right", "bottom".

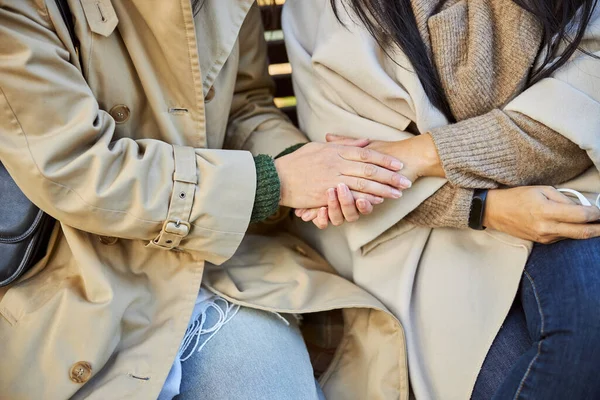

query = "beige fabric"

[
  {"left": 0, "top": 1, "right": 407, "bottom": 399},
  {"left": 283, "top": 0, "right": 600, "bottom": 399}
]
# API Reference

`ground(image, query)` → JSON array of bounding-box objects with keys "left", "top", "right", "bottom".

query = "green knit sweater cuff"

[
  {"left": 275, "top": 143, "right": 307, "bottom": 159},
  {"left": 251, "top": 155, "right": 281, "bottom": 223}
]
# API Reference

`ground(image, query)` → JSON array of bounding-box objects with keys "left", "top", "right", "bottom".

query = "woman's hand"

[
  {"left": 485, "top": 186, "right": 600, "bottom": 244},
  {"left": 327, "top": 133, "right": 445, "bottom": 182},
  {"left": 295, "top": 183, "right": 375, "bottom": 229},
  {"left": 275, "top": 141, "right": 412, "bottom": 209}
]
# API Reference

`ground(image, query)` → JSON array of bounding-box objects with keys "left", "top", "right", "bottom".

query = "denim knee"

[{"left": 548, "top": 296, "right": 600, "bottom": 368}]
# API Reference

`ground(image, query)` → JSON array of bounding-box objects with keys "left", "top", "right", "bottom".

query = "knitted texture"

[
  {"left": 405, "top": 185, "right": 473, "bottom": 229},
  {"left": 250, "top": 155, "right": 281, "bottom": 223},
  {"left": 249, "top": 143, "right": 306, "bottom": 223},
  {"left": 275, "top": 143, "right": 306, "bottom": 159},
  {"left": 404, "top": 0, "right": 592, "bottom": 228}
]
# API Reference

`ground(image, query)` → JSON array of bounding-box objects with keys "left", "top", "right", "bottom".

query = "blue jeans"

[
  {"left": 473, "top": 237, "right": 600, "bottom": 399},
  {"left": 175, "top": 305, "right": 326, "bottom": 400}
]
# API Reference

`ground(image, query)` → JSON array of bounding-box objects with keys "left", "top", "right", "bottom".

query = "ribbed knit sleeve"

[
  {"left": 249, "top": 143, "right": 307, "bottom": 223},
  {"left": 404, "top": 184, "right": 473, "bottom": 229},
  {"left": 409, "top": 111, "right": 593, "bottom": 229},
  {"left": 428, "top": 109, "right": 592, "bottom": 189},
  {"left": 250, "top": 155, "right": 281, "bottom": 223}
]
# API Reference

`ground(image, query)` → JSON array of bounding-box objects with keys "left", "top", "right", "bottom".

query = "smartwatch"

[{"left": 468, "top": 189, "right": 489, "bottom": 230}]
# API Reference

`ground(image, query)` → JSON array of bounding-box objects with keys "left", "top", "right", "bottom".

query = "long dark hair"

[{"left": 332, "top": 0, "right": 599, "bottom": 120}]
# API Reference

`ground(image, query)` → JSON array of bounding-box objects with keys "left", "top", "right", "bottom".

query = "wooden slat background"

[{"left": 259, "top": 1, "right": 298, "bottom": 126}]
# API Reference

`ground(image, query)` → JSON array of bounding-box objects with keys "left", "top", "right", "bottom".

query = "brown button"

[
  {"left": 69, "top": 361, "right": 92, "bottom": 384},
  {"left": 205, "top": 86, "right": 216, "bottom": 103},
  {"left": 98, "top": 235, "right": 118, "bottom": 245},
  {"left": 109, "top": 104, "right": 130, "bottom": 124}
]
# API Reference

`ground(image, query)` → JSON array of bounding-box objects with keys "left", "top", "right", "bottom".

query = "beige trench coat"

[
  {"left": 283, "top": 1, "right": 600, "bottom": 399},
  {"left": 0, "top": 1, "right": 408, "bottom": 399}
]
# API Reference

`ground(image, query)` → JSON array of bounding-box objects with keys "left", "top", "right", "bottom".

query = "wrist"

[
  {"left": 482, "top": 189, "right": 499, "bottom": 230},
  {"left": 417, "top": 134, "right": 445, "bottom": 178},
  {"left": 274, "top": 157, "right": 289, "bottom": 207}
]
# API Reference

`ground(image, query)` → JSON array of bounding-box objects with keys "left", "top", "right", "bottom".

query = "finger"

[
  {"left": 326, "top": 134, "right": 370, "bottom": 147},
  {"left": 544, "top": 202, "right": 600, "bottom": 224},
  {"left": 350, "top": 191, "right": 384, "bottom": 205},
  {"left": 356, "top": 198, "right": 374, "bottom": 215},
  {"left": 313, "top": 207, "right": 329, "bottom": 230},
  {"left": 301, "top": 208, "right": 320, "bottom": 222},
  {"left": 337, "top": 183, "right": 360, "bottom": 222},
  {"left": 552, "top": 222, "right": 600, "bottom": 240},
  {"left": 327, "top": 188, "right": 345, "bottom": 226},
  {"left": 344, "top": 161, "right": 412, "bottom": 189},
  {"left": 339, "top": 146, "right": 404, "bottom": 171},
  {"left": 541, "top": 186, "right": 578, "bottom": 205},
  {"left": 342, "top": 176, "right": 403, "bottom": 199},
  {"left": 295, "top": 209, "right": 306, "bottom": 217}
]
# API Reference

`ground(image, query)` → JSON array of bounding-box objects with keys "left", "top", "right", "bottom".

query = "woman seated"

[{"left": 282, "top": 0, "right": 600, "bottom": 398}]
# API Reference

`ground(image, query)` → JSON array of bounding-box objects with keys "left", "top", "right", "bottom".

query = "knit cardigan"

[{"left": 404, "top": 0, "right": 592, "bottom": 228}]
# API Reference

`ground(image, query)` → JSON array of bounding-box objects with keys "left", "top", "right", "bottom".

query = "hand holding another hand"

[
  {"left": 274, "top": 140, "right": 412, "bottom": 209},
  {"left": 296, "top": 133, "right": 444, "bottom": 229}
]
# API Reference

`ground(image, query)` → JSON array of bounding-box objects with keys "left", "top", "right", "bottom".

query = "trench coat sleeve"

[
  {"left": 0, "top": 3, "right": 255, "bottom": 264},
  {"left": 225, "top": 4, "right": 307, "bottom": 157}
]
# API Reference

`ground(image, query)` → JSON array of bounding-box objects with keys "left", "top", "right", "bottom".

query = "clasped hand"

[{"left": 275, "top": 139, "right": 412, "bottom": 211}]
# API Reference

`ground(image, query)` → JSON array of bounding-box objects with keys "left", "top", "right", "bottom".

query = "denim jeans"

[
  {"left": 473, "top": 237, "right": 600, "bottom": 400},
  {"left": 174, "top": 304, "right": 326, "bottom": 400}
]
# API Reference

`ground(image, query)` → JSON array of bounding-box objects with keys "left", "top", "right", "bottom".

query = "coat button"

[
  {"left": 69, "top": 361, "right": 92, "bottom": 384},
  {"left": 205, "top": 86, "right": 216, "bottom": 103},
  {"left": 98, "top": 235, "right": 118, "bottom": 245},
  {"left": 109, "top": 104, "right": 131, "bottom": 124}
]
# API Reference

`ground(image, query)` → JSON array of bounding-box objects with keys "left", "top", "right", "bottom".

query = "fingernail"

[
  {"left": 328, "top": 188, "right": 336, "bottom": 200},
  {"left": 391, "top": 189, "right": 403, "bottom": 198},
  {"left": 391, "top": 160, "right": 403, "bottom": 170},
  {"left": 374, "top": 197, "right": 384, "bottom": 204},
  {"left": 400, "top": 177, "right": 412, "bottom": 188},
  {"left": 338, "top": 183, "right": 348, "bottom": 194}
]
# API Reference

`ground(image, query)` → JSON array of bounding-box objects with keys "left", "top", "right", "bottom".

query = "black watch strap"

[{"left": 468, "top": 189, "right": 489, "bottom": 230}]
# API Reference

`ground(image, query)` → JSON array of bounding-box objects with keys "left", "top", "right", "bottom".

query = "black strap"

[{"left": 55, "top": 0, "right": 79, "bottom": 50}]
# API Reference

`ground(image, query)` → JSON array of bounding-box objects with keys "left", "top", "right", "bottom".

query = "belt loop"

[{"left": 149, "top": 146, "right": 197, "bottom": 250}]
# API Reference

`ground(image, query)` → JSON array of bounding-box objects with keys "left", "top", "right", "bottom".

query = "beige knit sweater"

[{"left": 404, "top": 0, "right": 592, "bottom": 228}]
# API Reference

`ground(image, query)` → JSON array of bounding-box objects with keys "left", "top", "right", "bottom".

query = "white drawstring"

[
  {"left": 178, "top": 297, "right": 240, "bottom": 362},
  {"left": 557, "top": 188, "right": 600, "bottom": 208}
]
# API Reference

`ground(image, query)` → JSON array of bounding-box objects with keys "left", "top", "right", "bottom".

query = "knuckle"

[
  {"left": 534, "top": 221, "right": 551, "bottom": 236},
  {"left": 340, "top": 197, "right": 354, "bottom": 207},
  {"left": 329, "top": 200, "right": 340, "bottom": 210},
  {"left": 382, "top": 155, "right": 393, "bottom": 168},
  {"left": 347, "top": 215, "right": 359, "bottom": 222},
  {"left": 356, "top": 178, "right": 367, "bottom": 191},
  {"left": 364, "top": 164, "right": 377, "bottom": 178},
  {"left": 332, "top": 218, "right": 344, "bottom": 226},
  {"left": 537, "top": 235, "right": 552, "bottom": 244},
  {"left": 358, "top": 148, "right": 371, "bottom": 161},
  {"left": 581, "top": 227, "right": 595, "bottom": 240}
]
